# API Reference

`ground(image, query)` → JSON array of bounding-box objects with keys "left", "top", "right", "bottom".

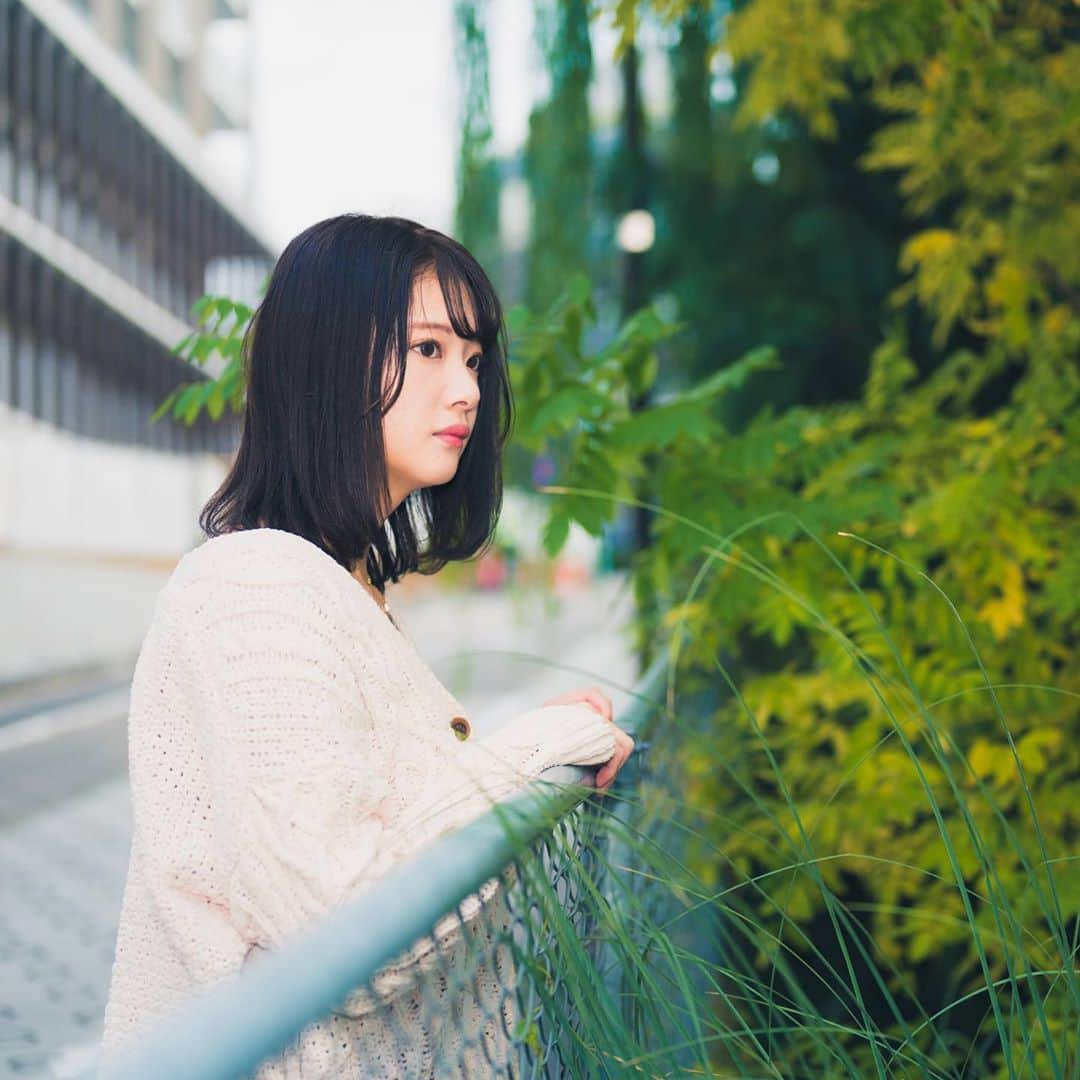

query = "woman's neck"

[{"left": 350, "top": 546, "right": 380, "bottom": 592}]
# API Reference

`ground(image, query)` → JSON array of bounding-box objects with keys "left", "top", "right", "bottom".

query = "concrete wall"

[{"left": 0, "top": 403, "right": 228, "bottom": 686}]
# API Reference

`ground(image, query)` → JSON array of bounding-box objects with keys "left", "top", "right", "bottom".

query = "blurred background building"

[{"left": 1, "top": 0, "right": 273, "bottom": 689}]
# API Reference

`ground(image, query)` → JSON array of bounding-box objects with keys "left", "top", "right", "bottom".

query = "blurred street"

[{"left": 0, "top": 573, "right": 638, "bottom": 1079}]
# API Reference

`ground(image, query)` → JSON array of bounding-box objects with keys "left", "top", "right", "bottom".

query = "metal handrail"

[{"left": 94, "top": 657, "right": 669, "bottom": 1080}]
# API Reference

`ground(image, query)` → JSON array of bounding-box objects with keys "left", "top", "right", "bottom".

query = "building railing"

[{"left": 93, "top": 657, "right": 674, "bottom": 1079}]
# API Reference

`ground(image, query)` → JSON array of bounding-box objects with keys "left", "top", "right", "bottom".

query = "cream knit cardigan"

[{"left": 100, "top": 527, "right": 617, "bottom": 1077}]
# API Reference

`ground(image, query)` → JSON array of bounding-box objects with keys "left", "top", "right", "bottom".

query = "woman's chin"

[{"left": 418, "top": 464, "right": 460, "bottom": 490}]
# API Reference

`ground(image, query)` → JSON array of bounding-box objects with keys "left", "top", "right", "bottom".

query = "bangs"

[{"left": 425, "top": 249, "right": 503, "bottom": 354}]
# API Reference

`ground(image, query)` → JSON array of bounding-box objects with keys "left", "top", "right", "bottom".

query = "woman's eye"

[{"left": 411, "top": 340, "right": 482, "bottom": 370}]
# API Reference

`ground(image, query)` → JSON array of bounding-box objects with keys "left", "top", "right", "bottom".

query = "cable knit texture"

[{"left": 100, "top": 527, "right": 617, "bottom": 1077}]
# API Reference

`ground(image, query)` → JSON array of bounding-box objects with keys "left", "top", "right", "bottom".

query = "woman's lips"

[{"left": 436, "top": 433, "right": 465, "bottom": 448}]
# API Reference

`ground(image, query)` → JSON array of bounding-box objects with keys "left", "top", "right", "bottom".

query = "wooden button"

[{"left": 450, "top": 716, "right": 471, "bottom": 741}]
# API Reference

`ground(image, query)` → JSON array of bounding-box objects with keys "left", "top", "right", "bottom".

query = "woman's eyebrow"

[{"left": 410, "top": 320, "right": 479, "bottom": 342}]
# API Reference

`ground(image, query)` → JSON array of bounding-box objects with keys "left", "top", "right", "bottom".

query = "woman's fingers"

[
  {"left": 539, "top": 686, "right": 630, "bottom": 789},
  {"left": 595, "top": 727, "right": 635, "bottom": 792},
  {"left": 542, "top": 686, "right": 613, "bottom": 723},
  {"left": 585, "top": 689, "right": 613, "bottom": 723}
]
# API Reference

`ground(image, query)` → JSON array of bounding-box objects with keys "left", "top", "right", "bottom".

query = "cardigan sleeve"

[{"left": 166, "top": 570, "right": 617, "bottom": 1021}]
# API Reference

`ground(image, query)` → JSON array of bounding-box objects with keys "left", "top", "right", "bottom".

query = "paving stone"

[{"left": 0, "top": 780, "right": 130, "bottom": 1078}]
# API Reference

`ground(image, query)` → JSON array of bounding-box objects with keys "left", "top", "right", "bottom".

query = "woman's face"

[{"left": 380, "top": 270, "right": 483, "bottom": 514}]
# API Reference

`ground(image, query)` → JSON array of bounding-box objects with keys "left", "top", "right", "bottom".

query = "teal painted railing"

[{"left": 92, "top": 658, "right": 671, "bottom": 1079}]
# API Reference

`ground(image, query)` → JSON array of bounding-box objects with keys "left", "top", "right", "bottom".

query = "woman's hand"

[{"left": 541, "top": 686, "right": 635, "bottom": 793}]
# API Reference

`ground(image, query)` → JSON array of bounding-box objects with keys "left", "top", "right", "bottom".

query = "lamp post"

[{"left": 615, "top": 38, "right": 657, "bottom": 676}]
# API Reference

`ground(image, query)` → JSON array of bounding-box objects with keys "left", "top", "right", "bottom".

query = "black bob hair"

[{"left": 198, "top": 213, "right": 514, "bottom": 591}]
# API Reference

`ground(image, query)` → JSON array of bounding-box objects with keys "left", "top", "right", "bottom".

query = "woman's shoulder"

[
  {"left": 173, "top": 528, "right": 343, "bottom": 586},
  {"left": 149, "top": 528, "right": 402, "bottom": 656},
  {"left": 156, "top": 528, "right": 351, "bottom": 621}
]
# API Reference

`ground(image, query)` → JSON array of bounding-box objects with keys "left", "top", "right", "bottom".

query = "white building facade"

[{"left": 0, "top": 0, "right": 273, "bottom": 686}]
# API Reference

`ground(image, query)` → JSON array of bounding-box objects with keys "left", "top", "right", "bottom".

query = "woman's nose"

[{"left": 451, "top": 359, "right": 481, "bottom": 408}]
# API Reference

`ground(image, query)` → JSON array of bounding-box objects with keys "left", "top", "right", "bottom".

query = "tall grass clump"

[{"left": 500, "top": 492, "right": 1076, "bottom": 1077}]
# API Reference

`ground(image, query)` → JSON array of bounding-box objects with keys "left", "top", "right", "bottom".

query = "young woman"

[{"left": 100, "top": 214, "right": 635, "bottom": 1077}]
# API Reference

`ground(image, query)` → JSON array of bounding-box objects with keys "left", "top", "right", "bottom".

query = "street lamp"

[{"left": 615, "top": 208, "right": 655, "bottom": 254}]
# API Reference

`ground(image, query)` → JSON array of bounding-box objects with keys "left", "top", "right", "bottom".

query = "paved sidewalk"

[
  {"left": 0, "top": 574, "right": 638, "bottom": 1077},
  {"left": 0, "top": 779, "right": 131, "bottom": 1078}
]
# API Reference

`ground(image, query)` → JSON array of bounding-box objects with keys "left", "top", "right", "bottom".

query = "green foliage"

[
  {"left": 507, "top": 272, "right": 778, "bottom": 556},
  {"left": 524, "top": 0, "right": 594, "bottom": 312},
  {"left": 595, "top": 0, "right": 918, "bottom": 422},
  {"left": 452, "top": 0, "right": 501, "bottom": 278},
  {"left": 150, "top": 293, "right": 255, "bottom": 427},
  {"left": 720, "top": 0, "right": 1080, "bottom": 357},
  {"left": 508, "top": 269, "right": 1077, "bottom": 1075},
  {"left": 570, "top": 1, "right": 1080, "bottom": 1073},
  {"left": 676, "top": 342, "right": 1077, "bottom": 1077}
]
